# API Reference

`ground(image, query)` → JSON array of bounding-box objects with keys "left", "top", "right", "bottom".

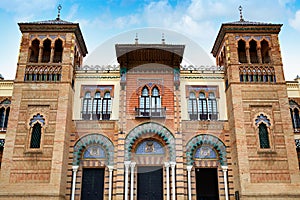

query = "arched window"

[
  {"left": 42, "top": 39, "right": 51, "bottom": 63},
  {"left": 289, "top": 101, "right": 300, "bottom": 132},
  {"left": 82, "top": 92, "right": 92, "bottom": 120},
  {"left": 261, "top": 40, "right": 270, "bottom": 63},
  {"left": 4, "top": 107, "right": 10, "bottom": 128},
  {"left": 102, "top": 92, "right": 112, "bottom": 120},
  {"left": 29, "top": 39, "right": 40, "bottom": 63},
  {"left": 238, "top": 40, "right": 247, "bottom": 63},
  {"left": 92, "top": 92, "right": 101, "bottom": 120},
  {"left": 30, "top": 123, "right": 42, "bottom": 148},
  {"left": 29, "top": 114, "right": 45, "bottom": 149},
  {"left": 294, "top": 108, "right": 300, "bottom": 129},
  {"left": 0, "top": 108, "right": 4, "bottom": 129},
  {"left": 199, "top": 92, "right": 208, "bottom": 120},
  {"left": 151, "top": 87, "right": 161, "bottom": 116},
  {"left": 188, "top": 92, "right": 198, "bottom": 120},
  {"left": 208, "top": 92, "right": 218, "bottom": 120},
  {"left": 139, "top": 87, "right": 150, "bottom": 117},
  {"left": 249, "top": 40, "right": 258, "bottom": 63},
  {"left": 53, "top": 39, "right": 63, "bottom": 63},
  {"left": 258, "top": 123, "right": 270, "bottom": 148},
  {"left": 255, "top": 114, "right": 271, "bottom": 149}
]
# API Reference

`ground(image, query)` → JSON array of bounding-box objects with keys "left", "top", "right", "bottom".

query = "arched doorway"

[
  {"left": 186, "top": 134, "right": 228, "bottom": 200},
  {"left": 72, "top": 134, "right": 114, "bottom": 200},
  {"left": 124, "top": 122, "right": 176, "bottom": 200}
]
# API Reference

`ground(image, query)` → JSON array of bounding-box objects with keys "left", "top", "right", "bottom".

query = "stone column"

[
  {"left": 246, "top": 47, "right": 250, "bottom": 64},
  {"left": 124, "top": 161, "right": 131, "bottom": 200},
  {"left": 257, "top": 48, "right": 262, "bottom": 63},
  {"left": 164, "top": 162, "right": 170, "bottom": 200},
  {"left": 50, "top": 46, "right": 55, "bottom": 63},
  {"left": 186, "top": 165, "right": 193, "bottom": 200},
  {"left": 71, "top": 165, "right": 79, "bottom": 200},
  {"left": 170, "top": 162, "right": 176, "bottom": 200},
  {"left": 38, "top": 46, "right": 43, "bottom": 63},
  {"left": 108, "top": 166, "right": 114, "bottom": 200},
  {"left": 130, "top": 162, "right": 136, "bottom": 200},
  {"left": 222, "top": 166, "right": 229, "bottom": 200}
]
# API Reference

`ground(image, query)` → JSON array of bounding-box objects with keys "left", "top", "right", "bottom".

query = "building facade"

[{"left": 0, "top": 11, "right": 300, "bottom": 200}]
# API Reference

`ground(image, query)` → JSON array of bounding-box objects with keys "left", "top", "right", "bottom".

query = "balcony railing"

[
  {"left": 135, "top": 107, "right": 166, "bottom": 118},
  {"left": 188, "top": 112, "right": 219, "bottom": 121},
  {"left": 81, "top": 111, "right": 111, "bottom": 120}
]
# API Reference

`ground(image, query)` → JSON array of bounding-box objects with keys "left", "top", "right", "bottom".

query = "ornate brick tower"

[
  {"left": 212, "top": 7, "right": 300, "bottom": 199},
  {"left": 0, "top": 8, "right": 87, "bottom": 200}
]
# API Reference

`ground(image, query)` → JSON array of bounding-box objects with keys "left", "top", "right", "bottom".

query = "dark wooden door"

[
  {"left": 137, "top": 166, "right": 163, "bottom": 200},
  {"left": 196, "top": 168, "right": 219, "bottom": 200},
  {"left": 81, "top": 168, "right": 104, "bottom": 200}
]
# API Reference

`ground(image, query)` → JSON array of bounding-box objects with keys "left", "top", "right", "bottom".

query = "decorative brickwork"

[{"left": 73, "top": 133, "right": 114, "bottom": 165}]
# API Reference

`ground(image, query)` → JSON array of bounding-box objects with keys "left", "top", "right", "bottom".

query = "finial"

[
  {"left": 135, "top": 33, "right": 138, "bottom": 44},
  {"left": 239, "top": 5, "right": 244, "bottom": 22},
  {"left": 162, "top": 33, "right": 165, "bottom": 44},
  {"left": 57, "top": 4, "right": 62, "bottom": 20}
]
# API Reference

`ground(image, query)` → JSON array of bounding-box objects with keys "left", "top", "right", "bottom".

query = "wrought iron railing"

[
  {"left": 188, "top": 112, "right": 219, "bottom": 121},
  {"left": 135, "top": 107, "right": 166, "bottom": 118},
  {"left": 81, "top": 111, "right": 111, "bottom": 120}
]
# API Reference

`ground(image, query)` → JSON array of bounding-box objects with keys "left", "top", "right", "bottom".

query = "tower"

[
  {"left": 0, "top": 8, "right": 87, "bottom": 200},
  {"left": 212, "top": 7, "right": 300, "bottom": 199}
]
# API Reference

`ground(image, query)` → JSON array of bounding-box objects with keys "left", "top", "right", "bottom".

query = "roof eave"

[{"left": 211, "top": 23, "right": 283, "bottom": 57}]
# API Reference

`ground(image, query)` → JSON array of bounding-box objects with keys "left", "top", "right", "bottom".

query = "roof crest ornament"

[
  {"left": 162, "top": 33, "right": 165, "bottom": 44},
  {"left": 135, "top": 33, "right": 138, "bottom": 44},
  {"left": 239, "top": 5, "right": 244, "bottom": 22},
  {"left": 56, "top": 4, "right": 62, "bottom": 20}
]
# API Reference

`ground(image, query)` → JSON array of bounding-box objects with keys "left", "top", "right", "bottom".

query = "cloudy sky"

[{"left": 0, "top": 0, "right": 300, "bottom": 80}]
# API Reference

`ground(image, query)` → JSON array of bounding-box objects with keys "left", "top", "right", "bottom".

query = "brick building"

[{"left": 0, "top": 9, "right": 300, "bottom": 200}]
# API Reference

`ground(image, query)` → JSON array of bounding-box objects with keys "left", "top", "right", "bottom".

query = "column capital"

[
  {"left": 186, "top": 165, "right": 193, "bottom": 171},
  {"left": 72, "top": 165, "right": 79, "bottom": 172},
  {"left": 164, "top": 162, "right": 170, "bottom": 168},
  {"left": 124, "top": 161, "right": 131, "bottom": 170},
  {"left": 108, "top": 165, "right": 114, "bottom": 171},
  {"left": 221, "top": 165, "right": 228, "bottom": 171},
  {"left": 170, "top": 162, "right": 176, "bottom": 168},
  {"left": 130, "top": 162, "right": 136, "bottom": 168}
]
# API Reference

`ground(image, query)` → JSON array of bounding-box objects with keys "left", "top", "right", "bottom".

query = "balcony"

[
  {"left": 81, "top": 111, "right": 111, "bottom": 121},
  {"left": 135, "top": 107, "right": 166, "bottom": 118},
  {"left": 188, "top": 112, "right": 219, "bottom": 121}
]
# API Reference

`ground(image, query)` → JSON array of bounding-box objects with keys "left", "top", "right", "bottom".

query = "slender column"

[
  {"left": 222, "top": 166, "right": 229, "bottom": 200},
  {"left": 246, "top": 47, "right": 250, "bottom": 64},
  {"left": 257, "top": 48, "right": 262, "bottom": 63},
  {"left": 108, "top": 166, "right": 114, "bottom": 200},
  {"left": 50, "top": 46, "right": 55, "bottom": 63},
  {"left": 170, "top": 162, "right": 176, "bottom": 200},
  {"left": 71, "top": 165, "right": 79, "bottom": 200},
  {"left": 164, "top": 162, "right": 170, "bottom": 200},
  {"left": 186, "top": 165, "right": 193, "bottom": 200},
  {"left": 130, "top": 162, "right": 136, "bottom": 200},
  {"left": 38, "top": 46, "right": 43, "bottom": 63},
  {"left": 124, "top": 161, "right": 131, "bottom": 200}
]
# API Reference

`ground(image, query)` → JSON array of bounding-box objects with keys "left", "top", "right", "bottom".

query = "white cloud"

[
  {"left": 0, "top": 0, "right": 58, "bottom": 15},
  {"left": 66, "top": 4, "right": 79, "bottom": 21},
  {"left": 289, "top": 10, "right": 300, "bottom": 31}
]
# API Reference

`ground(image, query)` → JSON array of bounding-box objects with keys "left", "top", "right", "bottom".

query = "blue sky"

[{"left": 0, "top": 0, "right": 300, "bottom": 80}]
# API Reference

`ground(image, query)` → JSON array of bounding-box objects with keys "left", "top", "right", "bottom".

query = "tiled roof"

[
  {"left": 223, "top": 20, "right": 274, "bottom": 26},
  {"left": 21, "top": 18, "right": 75, "bottom": 25}
]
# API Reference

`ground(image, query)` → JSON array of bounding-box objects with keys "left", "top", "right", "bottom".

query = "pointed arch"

[
  {"left": 186, "top": 134, "right": 227, "bottom": 166},
  {"left": 53, "top": 39, "right": 63, "bottom": 63},
  {"left": 73, "top": 134, "right": 114, "bottom": 165},
  {"left": 42, "top": 39, "right": 51, "bottom": 63},
  {"left": 29, "top": 39, "right": 40, "bottom": 63},
  {"left": 238, "top": 39, "right": 247, "bottom": 63},
  {"left": 125, "top": 122, "right": 175, "bottom": 162}
]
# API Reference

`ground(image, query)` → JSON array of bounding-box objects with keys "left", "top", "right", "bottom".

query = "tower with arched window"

[
  {"left": 0, "top": 12, "right": 88, "bottom": 199},
  {"left": 211, "top": 9, "right": 300, "bottom": 199}
]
